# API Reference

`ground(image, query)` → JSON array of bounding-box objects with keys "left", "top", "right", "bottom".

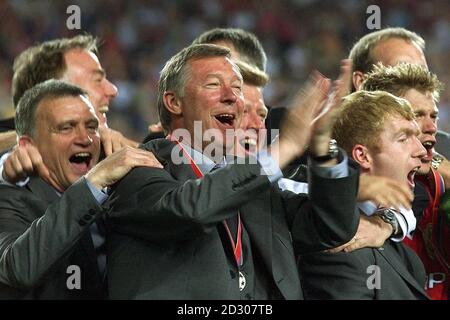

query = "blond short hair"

[
  {"left": 362, "top": 62, "right": 443, "bottom": 102},
  {"left": 333, "top": 90, "right": 415, "bottom": 154}
]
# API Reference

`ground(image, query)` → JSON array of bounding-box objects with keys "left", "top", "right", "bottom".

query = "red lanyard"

[{"left": 168, "top": 136, "right": 243, "bottom": 267}]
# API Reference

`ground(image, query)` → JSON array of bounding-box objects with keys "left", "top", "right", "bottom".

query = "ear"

[
  {"left": 352, "top": 144, "right": 372, "bottom": 170},
  {"left": 18, "top": 135, "right": 35, "bottom": 147},
  {"left": 163, "top": 91, "right": 183, "bottom": 116},
  {"left": 352, "top": 71, "right": 365, "bottom": 91}
]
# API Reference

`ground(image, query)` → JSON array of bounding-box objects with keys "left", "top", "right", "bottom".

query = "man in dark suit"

[
  {"left": 361, "top": 63, "right": 449, "bottom": 299},
  {"left": 299, "top": 90, "right": 429, "bottom": 299},
  {"left": 106, "top": 43, "right": 360, "bottom": 299},
  {"left": 0, "top": 80, "right": 159, "bottom": 299},
  {"left": 0, "top": 34, "right": 138, "bottom": 172}
]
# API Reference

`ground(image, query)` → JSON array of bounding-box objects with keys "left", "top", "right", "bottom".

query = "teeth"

[
  {"left": 422, "top": 141, "right": 433, "bottom": 148},
  {"left": 74, "top": 152, "right": 91, "bottom": 157},
  {"left": 98, "top": 105, "right": 109, "bottom": 113},
  {"left": 216, "top": 113, "right": 234, "bottom": 118},
  {"left": 243, "top": 138, "right": 257, "bottom": 146}
]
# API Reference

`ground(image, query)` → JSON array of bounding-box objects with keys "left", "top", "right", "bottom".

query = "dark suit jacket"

[
  {"left": 299, "top": 240, "right": 429, "bottom": 300},
  {"left": 0, "top": 177, "right": 106, "bottom": 299},
  {"left": 106, "top": 139, "right": 359, "bottom": 299}
]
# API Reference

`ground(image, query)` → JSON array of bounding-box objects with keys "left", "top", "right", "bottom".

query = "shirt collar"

[{"left": 178, "top": 142, "right": 223, "bottom": 174}]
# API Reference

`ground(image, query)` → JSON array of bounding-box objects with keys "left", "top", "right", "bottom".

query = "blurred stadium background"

[{"left": 0, "top": 0, "right": 449, "bottom": 140}]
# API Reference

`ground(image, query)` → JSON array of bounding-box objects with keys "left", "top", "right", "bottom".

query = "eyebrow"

[
  {"left": 86, "top": 118, "right": 99, "bottom": 126},
  {"left": 395, "top": 127, "right": 420, "bottom": 138}
]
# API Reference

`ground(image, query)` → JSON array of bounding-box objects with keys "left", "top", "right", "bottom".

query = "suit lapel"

[
  {"left": 377, "top": 242, "right": 429, "bottom": 298},
  {"left": 240, "top": 191, "right": 274, "bottom": 276}
]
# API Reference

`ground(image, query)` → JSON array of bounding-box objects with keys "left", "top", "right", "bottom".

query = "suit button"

[
  {"left": 79, "top": 220, "right": 87, "bottom": 226},
  {"left": 229, "top": 270, "right": 236, "bottom": 279},
  {"left": 83, "top": 214, "right": 92, "bottom": 221}
]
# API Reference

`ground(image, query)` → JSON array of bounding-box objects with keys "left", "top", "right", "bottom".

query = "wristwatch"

[
  {"left": 376, "top": 208, "right": 399, "bottom": 236},
  {"left": 312, "top": 139, "right": 339, "bottom": 163}
]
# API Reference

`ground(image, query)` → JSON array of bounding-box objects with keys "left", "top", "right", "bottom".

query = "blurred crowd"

[{"left": 0, "top": 0, "right": 449, "bottom": 139}]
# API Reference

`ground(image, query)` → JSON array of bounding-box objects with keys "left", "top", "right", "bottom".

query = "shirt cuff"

[
  {"left": 308, "top": 149, "right": 349, "bottom": 179},
  {"left": 391, "top": 207, "right": 416, "bottom": 242},
  {"left": 85, "top": 177, "right": 108, "bottom": 204},
  {"left": 256, "top": 149, "right": 283, "bottom": 183}
]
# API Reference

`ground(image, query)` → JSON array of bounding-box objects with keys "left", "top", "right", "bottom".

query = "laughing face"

[
  {"left": 32, "top": 95, "right": 100, "bottom": 190},
  {"left": 61, "top": 48, "right": 118, "bottom": 126},
  {"left": 237, "top": 84, "right": 268, "bottom": 155},
  {"left": 367, "top": 115, "right": 426, "bottom": 190},
  {"left": 179, "top": 56, "right": 245, "bottom": 153},
  {"left": 402, "top": 89, "right": 438, "bottom": 174}
]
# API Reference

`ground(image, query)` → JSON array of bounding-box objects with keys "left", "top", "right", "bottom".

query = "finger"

[
  {"left": 16, "top": 149, "right": 35, "bottom": 174},
  {"left": 35, "top": 160, "right": 52, "bottom": 183},
  {"left": 336, "top": 59, "right": 352, "bottom": 97},
  {"left": 101, "top": 132, "right": 113, "bottom": 156},
  {"left": 124, "top": 153, "right": 163, "bottom": 168},
  {"left": 111, "top": 138, "right": 124, "bottom": 154},
  {"left": 9, "top": 155, "right": 24, "bottom": 178},
  {"left": 325, "top": 243, "right": 348, "bottom": 253},
  {"left": 343, "top": 238, "right": 365, "bottom": 253},
  {"left": 3, "top": 160, "right": 22, "bottom": 183}
]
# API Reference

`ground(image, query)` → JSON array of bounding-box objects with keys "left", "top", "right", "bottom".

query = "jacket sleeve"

[
  {"left": 107, "top": 162, "right": 271, "bottom": 243},
  {"left": 0, "top": 178, "right": 104, "bottom": 289},
  {"left": 283, "top": 160, "right": 360, "bottom": 254}
]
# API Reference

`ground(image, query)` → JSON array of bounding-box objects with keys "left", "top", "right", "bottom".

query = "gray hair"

[
  {"left": 192, "top": 28, "right": 267, "bottom": 72},
  {"left": 157, "top": 44, "right": 232, "bottom": 133},
  {"left": 16, "top": 79, "right": 87, "bottom": 137}
]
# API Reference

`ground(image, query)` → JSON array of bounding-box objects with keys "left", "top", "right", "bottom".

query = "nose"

[
  {"left": 104, "top": 78, "right": 118, "bottom": 99},
  {"left": 221, "top": 85, "right": 238, "bottom": 105},
  {"left": 74, "top": 127, "right": 93, "bottom": 146},
  {"left": 412, "top": 136, "right": 427, "bottom": 159},
  {"left": 246, "top": 111, "right": 265, "bottom": 131},
  {"left": 421, "top": 116, "right": 437, "bottom": 136}
]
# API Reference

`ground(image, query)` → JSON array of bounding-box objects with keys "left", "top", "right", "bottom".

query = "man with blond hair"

[
  {"left": 299, "top": 90, "right": 429, "bottom": 299},
  {"left": 362, "top": 63, "right": 449, "bottom": 299}
]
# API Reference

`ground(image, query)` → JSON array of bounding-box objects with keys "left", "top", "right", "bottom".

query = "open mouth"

[
  {"left": 422, "top": 140, "right": 435, "bottom": 162},
  {"left": 69, "top": 152, "right": 93, "bottom": 174},
  {"left": 214, "top": 113, "right": 235, "bottom": 128},
  {"left": 239, "top": 137, "right": 258, "bottom": 153},
  {"left": 98, "top": 105, "right": 109, "bottom": 114},
  {"left": 407, "top": 167, "right": 419, "bottom": 189}
]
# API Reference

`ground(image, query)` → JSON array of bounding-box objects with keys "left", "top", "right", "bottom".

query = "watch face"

[
  {"left": 383, "top": 209, "right": 395, "bottom": 220},
  {"left": 329, "top": 139, "right": 339, "bottom": 158}
]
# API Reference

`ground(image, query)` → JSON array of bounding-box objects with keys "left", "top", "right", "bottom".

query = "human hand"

[
  {"left": 2, "top": 142, "right": 58, "bottom": 185},
  {"left": 357, "top": 175, "right": 414, "bottom": 210},
  {"left": 309, "top": 59, "right": 352, "bottom": 159},
  {"left": 326, "top": 214, "right": 392, "bottom": 253},
  {"left": 85, "top": 146, "right": 163, "bottom": 189},
  {"left": 99, "top": 126, "right": 139, "bottom": 156},
  {"left": 270, "top": 73, "right": 330, "bottom": 168}
]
